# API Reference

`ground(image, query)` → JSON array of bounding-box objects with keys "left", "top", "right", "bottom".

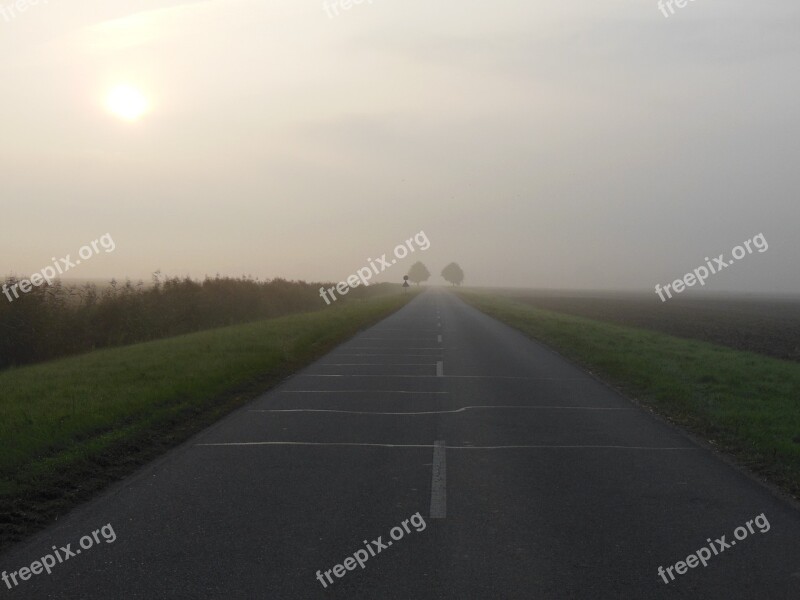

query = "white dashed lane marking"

[{"left": 430, "top": 440, "right": 447, "bottom": 519}]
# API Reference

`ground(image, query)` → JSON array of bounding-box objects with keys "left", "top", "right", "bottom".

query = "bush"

[{"left": 0, "top": 274, "right": 393, "bottom": 370}]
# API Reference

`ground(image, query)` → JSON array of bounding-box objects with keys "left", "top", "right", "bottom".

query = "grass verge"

[
  {"left": 459, "top": 292, "right": 800, "bottom": 500},
  {"left": 0, "top": 294, "right": 414, "bottom": 552}
]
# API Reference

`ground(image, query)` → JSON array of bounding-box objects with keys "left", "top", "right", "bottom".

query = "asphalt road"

[{"left": 2, "top": 290, "right": 799, "bottom": 599}]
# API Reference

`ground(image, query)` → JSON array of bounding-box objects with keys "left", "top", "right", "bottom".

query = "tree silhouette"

[
  {"left": 407, "top": 262, "right": 431, "bottom": 286},
  {"left": 441, "top": 262, "right": 464, "bottom": 286}
]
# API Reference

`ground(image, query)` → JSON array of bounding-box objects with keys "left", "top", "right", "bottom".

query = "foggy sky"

[{"left": 2, "top": 0, "right": 798, "bottom": 293}]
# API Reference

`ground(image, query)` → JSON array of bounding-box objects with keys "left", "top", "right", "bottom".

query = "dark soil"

[{"left": 505, "top": 292, "right": 800, "bottom": 363}]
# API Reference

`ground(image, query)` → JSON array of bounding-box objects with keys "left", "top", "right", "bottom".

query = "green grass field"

[
  {"left": 0, "top": 294, "right": 413, "bottom": 550},
  {"left": 460, "top": 292, "right": 800, "bottom": 500}
]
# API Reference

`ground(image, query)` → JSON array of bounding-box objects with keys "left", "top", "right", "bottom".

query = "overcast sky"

[{"left": 1, "top": 0, "right": 798, "bottom": 293}]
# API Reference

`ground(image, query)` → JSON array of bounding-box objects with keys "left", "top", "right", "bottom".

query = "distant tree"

[
  {"left": 407, "top": 262, "right": 431, "bottom": 286},
  {"left": 441, "top": 262, "right": 464, "bottom": 286}
]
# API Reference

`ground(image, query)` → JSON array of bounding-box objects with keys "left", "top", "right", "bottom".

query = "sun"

[{"left": 105, "top": 85, "right": 150, "bottom": 121}]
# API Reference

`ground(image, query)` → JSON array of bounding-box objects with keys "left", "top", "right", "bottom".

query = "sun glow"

[{"left": 105, "top": 85, "right": 150, "bottom": 121}]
